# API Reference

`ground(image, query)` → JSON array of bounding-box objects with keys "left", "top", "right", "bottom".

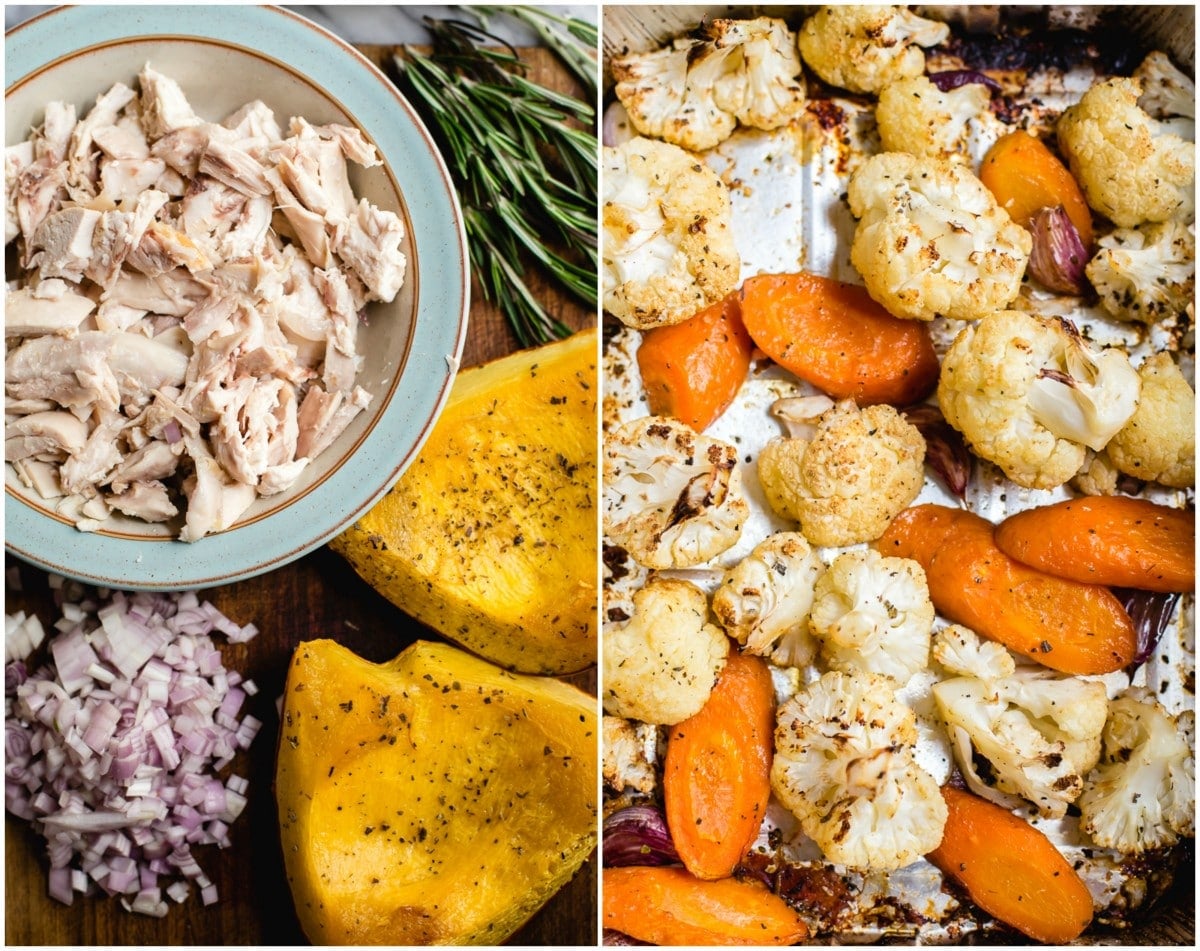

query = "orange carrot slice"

[
  {"left": 980, "top": 130, "right": 1093, "bottom": 248},
  {"left": 875, "top": 504, "right": 1136, "bottom": 674},
  {"left": 663, "top": 649, "right": 775, "bottom": 880},
  {"left": 739, "top": 272, "right": 939, "bottom": 406},
  {"left": 602, "top": 866, "right": 809, "bottom": 946},
  {"left": 637, "top": 291, "right": 754, "bottom": 431},
  {"left": 927, "top": 786, "right": 1094, "bottom": 944},
  {"left": 995, "top": 496, "right": 1195, "bottom": 593}
]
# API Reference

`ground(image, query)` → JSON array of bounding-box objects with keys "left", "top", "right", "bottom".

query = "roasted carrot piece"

[
  {"left": 980, "top": 130, "right": 1094, "bottom": 248},
  {"left": 637, "top": 291, "right": 754, "bottom": 431},
  {"left": 738, "top": 272, "right": 940, "bottom": 406},
  {"left": 602, "top": 866, "right": 809, "bottom": 946},
  {"left": 664, "top": 648, "right": 775, "bottom": 881},
  {"left": 995, "top": 496, "right": 1195, "bottom": 593},
  {"left": 875, "top": 503, "right": 968, "bottom": 564},
  {"left": 875, "top": 504, "right": 1136, "bottom": 674},
  {"left": 927, "top": 786, "right": 1094, "bottom": 944}
]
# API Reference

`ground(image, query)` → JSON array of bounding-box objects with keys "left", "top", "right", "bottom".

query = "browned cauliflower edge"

[
  {"left": 602, "top": 137, "right": 739, "bottom": 330},
  {"left": 1107, "top": 351, "right": 1195, "bottom": 489},
  {"left": 603, "top": 577, "right": 729, "bottom": 726},
  {"left": 937, "top": 310, "right": 1140, "bottom": 489},
  {"left": 797, "top": 5, "right": 949, "bottom": 95},
  {"left": 612, "top": 17, "right": 807, "bottom": 153},
  {"left": 1057, "top": 77, "right": 1195, "bottom": 228},
  {"left": 757, "top": 399, "right": 926, "bottom": 547},
  {"left": 848, "top": 152, "right": 1031, "bottom": 321}
]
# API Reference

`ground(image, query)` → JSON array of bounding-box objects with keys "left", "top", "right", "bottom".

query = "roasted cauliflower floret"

[
  {"left": 604, "top": 415, "right": 748, "bottom": 569},
  {"left": 809, "top": 550, "right": 934, "bottom": 683},
  {"left": 1085, "top": 219, "right": 1195, "bottom": 325},
  {"left": 1107, "top": 352, "right": 1195, "bottom": 489},
  {"left": 1132, "top": 50, "right": 1195, "bottom": 139},
  {"left": 848, "top": 152, "right": 1031, "bottom": 321},
  {"left": 933, "top": 667, "right": 1109, "bottom": 817},
  {"left": 602, "top": 136, "right": 740, "bottom": 330},
  {"left": 937, "top": 310, "right": 1140, "bottom": 489},
  {"left": 611, "top": 35, "right": 730, "bottom": 152},
  {"left": 1078, "top": 692, "right": 1195, "bottom": 854},
  {"left": 757, "top": 399, "right": 925, "bottom": 547},
  {"left": 602, "top": 716, "right": 659, "bottom": 794},
  {"left": 932, "top": 624, "right": 1016, "bottom": 680},
  {"left": 772, "top": 669, "right": 948, "bottom": 870},
  {"left": 709, "top": 18, "right": 808, "bottom": 131},
  {"left": 612, "top": 17, "right": 807, "bottom": 153},
  {"left": 1071, "top": 448, "right": 1123, "bottom": 497},
  {"left": 711, "top": 532, "right": 824, "bottom": 670},
  {"left": 875, "top": 75, "right": 990, "bottom": 161},
  {"left": 1056, "top": 77, "right": 1195, "bottom": 228},
  {"left": 797, "top": 5, "right": 949, "bottom": 96},
  {"left": 603, "top": 577, "right": 729, "bottom": 725}
]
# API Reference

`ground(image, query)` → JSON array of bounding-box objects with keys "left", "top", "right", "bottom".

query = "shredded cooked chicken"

[{"left": 5, "top": 64, "right": 407, "bottom": 540}]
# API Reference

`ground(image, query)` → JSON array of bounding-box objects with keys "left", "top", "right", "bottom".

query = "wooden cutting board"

[{"left": 4, "top": 44, "right": 597, "bottom": 947}]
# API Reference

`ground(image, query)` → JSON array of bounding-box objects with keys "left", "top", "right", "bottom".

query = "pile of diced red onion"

[{"left": 5, "top": 577, "right": 261, "bottom": 916}]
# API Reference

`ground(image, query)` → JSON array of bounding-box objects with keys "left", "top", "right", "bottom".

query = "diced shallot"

[
  {"left": 4, "top": 584, "right": 259, "bottom": 916},
  {"left": 6, "top": 611, "right": 46, "bottom": 663},
  {"left": 48, "top": 867, "right": 74, "bottom": 904}
]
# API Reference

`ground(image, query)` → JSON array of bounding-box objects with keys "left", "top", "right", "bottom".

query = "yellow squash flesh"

[
  {"left": 275, "top": 638, "right": 598, "bottom": 945},
  {"left": 331, "top": 328, "right": 598, "bottom": 675}
]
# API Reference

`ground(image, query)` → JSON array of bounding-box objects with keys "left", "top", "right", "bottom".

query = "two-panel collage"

[{"left": 2, "top": 2, "right": 1196, "bottom": 947}]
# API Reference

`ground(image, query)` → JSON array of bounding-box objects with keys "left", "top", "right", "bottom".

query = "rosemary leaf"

[
  {"left": 392, "top": 11, "right": 597, "bottom": 347},
  {"left": 468, "top": 208, "right": 572, "bottom": 345},
  {"left": 471, "top": 5, "right": 598, "bottom": 102}
]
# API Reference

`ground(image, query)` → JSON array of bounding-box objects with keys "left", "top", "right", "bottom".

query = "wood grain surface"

[{"left": 4, "top": 44, "right": 598, "bottom": 947}]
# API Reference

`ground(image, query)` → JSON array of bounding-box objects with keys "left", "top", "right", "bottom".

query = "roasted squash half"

[
  {"left": 275, "top": 638, "right": 598, "bottom": 945},
  {"left": 331, "top": 328, "right": 598, "bottom": 675}
]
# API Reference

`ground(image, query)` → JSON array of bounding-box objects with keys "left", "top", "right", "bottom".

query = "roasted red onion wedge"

[
  {"left": 1028, "top": 205, "right": 1090, "bottom": 295},
  {"left": 902, "top": 404, "right": 973, "bottom": 499},
  {"left": 603, "top": 803, "right": 681, "bottom": 867},
  {"left": 927, "top": 69, "right": 1003, "bottom": 93},
  {"left": 1118, "top": 587, "right": 1183, "bottom": 669}
]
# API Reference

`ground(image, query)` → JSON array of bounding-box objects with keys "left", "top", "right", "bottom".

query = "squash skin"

[
  {"left": 330, "top": 328, "right": 598, "bottom": 675},
  {"left": 275, "top": 638, "right": 598, "bottom": 945}
]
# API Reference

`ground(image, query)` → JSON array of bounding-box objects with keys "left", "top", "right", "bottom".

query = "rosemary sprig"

[
  {"left": 392, "top": 11, "right": 598, "bottom": 347},
  {"left": 470, "top": 5, "right": 599, "bottom": 103}
]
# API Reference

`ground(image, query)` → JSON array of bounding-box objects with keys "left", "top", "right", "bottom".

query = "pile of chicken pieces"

[{"left": 6, "top": 65, "right": 406, "bottom": 540}]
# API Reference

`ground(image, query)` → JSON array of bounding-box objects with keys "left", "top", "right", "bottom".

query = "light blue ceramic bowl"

[{"left": 5, "top": 5, "right": 470, "bottom": 589}]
